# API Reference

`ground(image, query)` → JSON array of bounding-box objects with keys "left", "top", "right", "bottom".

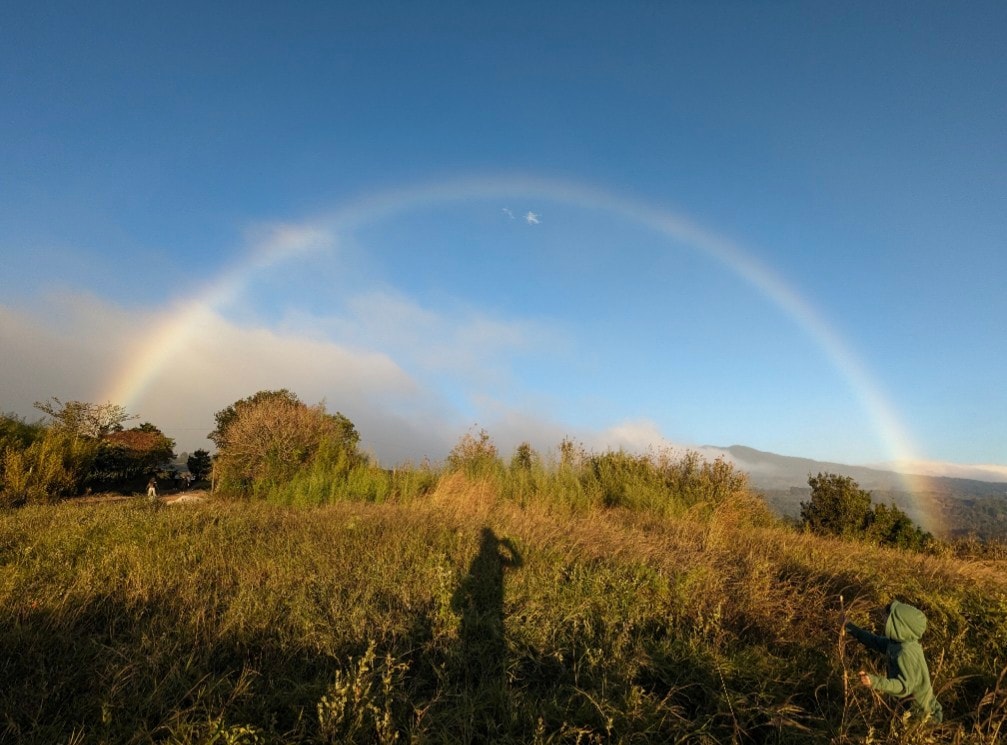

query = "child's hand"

[{"left": 858, "top": 671, "right": 873, "bottom": 688}]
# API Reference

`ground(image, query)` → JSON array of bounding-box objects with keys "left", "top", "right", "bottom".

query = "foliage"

[
  {"left": 801, "top": 472, "right": 930, "bottom": 550},
  {"left": 446, "top": 428, "right": 501, "bottom": 478},
  {"left": 208, "top": 389, "right": 302, "bottom": 450},
  {"left": 0, "top": 429, "right": 98, "bottom": 507},
  {"left": 801, "top": 472, "right": 873, "bottom": 537},
  {"left": 497, "top": 444, "right": 764, "bottom": 519},
  {"left": 510, "top": 441, "right": 538, "bottom": 472},
  {"left": 866, "top": 501, "right": 929, "bottom": 550},
  {"left": 0, "top": 412, "right": 45, "bottom": 452},
  {"left": 266, "top": 443, "right": 437, "bottom": 507},
  {"left": 3, "top": 404, "right": 182, "bottom": 502},
  {"left": 33, "top": 397, "right": 135, "bottom": 438},
  {"left": 316, "top": 641, "right": 408, "bottom": 744},
  {"left": 212, "top": 391, "right": 362, "bottom": 496},
  {"left": 90, "top": 424, "right": 176, "bottom": 485},
  {"left": 558, "top": 436, "right": 586, "bottom": 469},
  {"left": 187, "top": 449, "right": 213, "bottom": 481}
]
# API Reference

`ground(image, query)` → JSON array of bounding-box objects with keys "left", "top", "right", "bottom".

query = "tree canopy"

[
  {"left": 800, "top": 472, "right": 929, "bottom": 550},
  {"left": 91, "top": 423, "right": 176, "bottom": 484},
  {"left": 187, "top": 449, "right": 212, "bottom": 481},
  {"left": 33, "top": 398, "right": 135, "bottom": 439},
  {"left": 212, "top": 390, "right": 361, "bottom": 496},
  {"left": 2, "top": 403, "right": 176, "bottom": 503}
]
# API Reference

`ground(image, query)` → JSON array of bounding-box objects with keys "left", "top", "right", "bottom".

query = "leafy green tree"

[
  {"left": 800, "top": 472, "right": 872, "bottom": 538},
  {"left": 801, "top": 472, "right": 928, "bottom": 549},
  {"left": 866, "top": 502, "right": 929, "bottom": 550},
  {"left": 187, "top": 449, "right": 213, "bottom": 481}
]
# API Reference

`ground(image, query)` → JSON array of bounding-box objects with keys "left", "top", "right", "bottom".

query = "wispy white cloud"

[
  {"left": 525, "top": 211, "right": 541, "bottom": 225},
  {"left": 501, "top": 207, "right": 515, "bottom": 220},
  {"left": 285, "top": 289, "right": 565, "bottom": 388}
]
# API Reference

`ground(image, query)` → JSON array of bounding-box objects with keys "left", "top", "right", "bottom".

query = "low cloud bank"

[{"left": 1, "top": 296, "right": 675, "bottom": 465}]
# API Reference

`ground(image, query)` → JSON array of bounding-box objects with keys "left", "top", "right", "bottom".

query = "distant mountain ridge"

[{"left": 701, "top": 444, "right": 1007, "bottom": 539}]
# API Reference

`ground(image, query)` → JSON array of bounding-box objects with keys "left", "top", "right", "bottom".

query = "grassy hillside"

[{"left": 1, "top": 478, "right": 1005, "bottom": 744}]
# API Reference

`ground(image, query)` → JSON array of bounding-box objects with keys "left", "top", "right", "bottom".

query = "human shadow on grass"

[{"left": 447, "top": 527, "right": 523, "bottom": 738}]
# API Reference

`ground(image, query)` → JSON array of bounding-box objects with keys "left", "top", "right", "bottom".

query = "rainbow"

[{"left": 101, "top": 174, "right": 938, "bottom": 531}]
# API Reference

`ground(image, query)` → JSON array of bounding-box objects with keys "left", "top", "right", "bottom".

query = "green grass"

[{"left": 1, "top": 480, "right": 1005, "bottom": 743}]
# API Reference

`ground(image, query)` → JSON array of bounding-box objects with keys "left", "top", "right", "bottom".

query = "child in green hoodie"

[{"left": 844, "top": 599, "right": 943, "bottom": 723}]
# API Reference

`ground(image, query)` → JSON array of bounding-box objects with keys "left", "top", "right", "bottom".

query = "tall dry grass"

[{"left": 1, "top": 474, "right": 1005, "bottom": 743}]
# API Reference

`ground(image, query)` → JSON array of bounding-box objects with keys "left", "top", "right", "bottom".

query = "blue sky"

[{"left": 2, "top": 2, "right": 1005, "bottom": 476}]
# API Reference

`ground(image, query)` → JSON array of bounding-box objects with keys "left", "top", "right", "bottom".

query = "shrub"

[
  {"left": 801, "top": 472, "right": 930, "bottom": 549},
  {"left": 0, "top": 413, "right": 45, "bottom": 452},
  {"left": 0, "top": 429, "right": 98, "bottom": 507},
  {"left": 866, "top": 501, "right": 929, "bottom": 550},
  {"left": 446, "top": 428, "right": 501, "bottom": 478},
  {"left": 800, "top": 472, "right": 872, "bottom": 538},
  {"left": 212, "top": 391, "right": 362, "bottom": 497}
]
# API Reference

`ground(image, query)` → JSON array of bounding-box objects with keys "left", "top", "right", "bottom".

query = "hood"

[{"left": 885, "top": 600, "right": 927, "bottom": 642}]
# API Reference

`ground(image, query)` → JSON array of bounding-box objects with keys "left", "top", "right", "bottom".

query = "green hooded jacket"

[{"left": 845, "top": 600, "right": 943, "bottom": 722}]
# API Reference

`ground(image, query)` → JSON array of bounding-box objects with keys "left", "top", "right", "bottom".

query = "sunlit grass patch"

[{"left": 1, "top": 485, "right": 1005, "bottom": 743}]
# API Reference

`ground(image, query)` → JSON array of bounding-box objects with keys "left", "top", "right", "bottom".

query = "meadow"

[{"left": 2, "top": 469, "right": 1006, "bottom": 744}]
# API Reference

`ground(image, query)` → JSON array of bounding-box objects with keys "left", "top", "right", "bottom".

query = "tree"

[
  {"left": 510, "top": 442, "right": 537, "bottom": 471},
  {"left": 187, "top": 449, "right": 212, "bottom": 481},
  {"left": 800, "top": 472, "right": 928, "bottom": 549},
  {"left": 212, "top": 391, "right": 361, "bottom": 496},
  {"left": 866, "top": 502, "right": 929, "bottom": 550},
  {"left": 447, "top": 428, "right": 500, "bottom": 477},
  {"left": 208, "top": 389, "right": 301, "bottom": 449},
  {"left": 800, "top": 472, "right": 872, "bottom": 538},
  {"left": 0, "top": 413, "right": 45, "bottom": 452},
  {"left": 91, "top": 424, "right": 176, "bottom": 484},
  {"left": 1, "top": 429, "right": 98, "bottom": 507},
  {"left": 33, "top": 398, "right": 135, "bottom": 439},
  {"left": 3, "top": 402, "right": 178, "bottom": 502}
]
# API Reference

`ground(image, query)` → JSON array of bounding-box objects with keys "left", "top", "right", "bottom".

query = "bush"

[
  {"left": 0, "top": 430, "right": 98, "bottom": 507},
  {"left": 212, "top": 391, "right": 362, "bottom": 497},
  {"left": 0, "top": 413, "right": 45, "bottom": 452},
  {"left": 801, "top": 472, "right": 929, "bottom": 549},
  {"left": 800, "top": 472, "right": 872, "bottom": 537},
  {"left": 446, "top": 428, "right": 501, "bottom": 478}
]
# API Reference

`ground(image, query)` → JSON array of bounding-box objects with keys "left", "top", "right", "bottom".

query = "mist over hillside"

[{"left": 702, "top": 444, "right": 1007, "bottom": 539}]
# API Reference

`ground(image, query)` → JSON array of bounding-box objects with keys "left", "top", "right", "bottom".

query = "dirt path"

[{"left": 71, "top": 489, "right": 211, "bottom": 506}]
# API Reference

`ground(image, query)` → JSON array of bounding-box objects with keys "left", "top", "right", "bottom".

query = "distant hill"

[{"left": 702, "top": 444, "right": 1007, "bottom": 539}]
